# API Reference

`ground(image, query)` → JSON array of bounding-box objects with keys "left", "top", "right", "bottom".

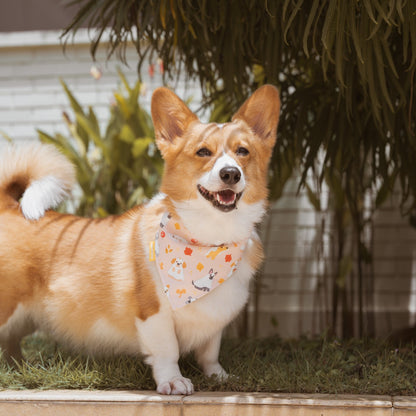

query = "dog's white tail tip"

[{"left": 20, "top": 176, "right": 69, "bottom": 221}]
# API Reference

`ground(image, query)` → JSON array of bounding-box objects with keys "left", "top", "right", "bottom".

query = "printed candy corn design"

[{"left": 153, "top": 212, "right": 247, "bottom": 310}]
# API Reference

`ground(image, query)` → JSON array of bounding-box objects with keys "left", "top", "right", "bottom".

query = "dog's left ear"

[
  {"left": 151, "top": 87, "right": 198, "bottom": 155},
  {"left": 232, "top": 85, "right": 280, "bottom": 147}
]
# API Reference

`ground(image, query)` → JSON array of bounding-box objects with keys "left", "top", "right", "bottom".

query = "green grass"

[{"left": 1, "top": 334, "right": 416, "bottom": 395}]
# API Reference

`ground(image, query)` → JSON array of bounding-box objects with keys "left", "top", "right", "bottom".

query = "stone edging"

[{"left": 0, "top": 390, "right": 415, "bottom": 415}]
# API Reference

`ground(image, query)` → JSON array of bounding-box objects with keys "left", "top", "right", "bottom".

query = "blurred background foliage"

[
  {"left": 60, "top": 0, "right": 416, "bottom": 338},
  {"left": 38, "top": 71, "right": 163, "bottom": 217},
  {"left": 62, "top": 0, "right": 416, "bottom": 209}
]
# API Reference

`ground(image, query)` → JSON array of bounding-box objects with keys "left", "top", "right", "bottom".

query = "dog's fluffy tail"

[{"left": 0, "top": 143, "right": 75, "bottom": 220}]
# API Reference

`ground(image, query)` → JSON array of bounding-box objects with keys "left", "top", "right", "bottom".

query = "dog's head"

[
  {"left": 151, "top": 86, "right": 280, "bottom": 243},
  {"left": 171, "top": 258, "right": 186, "bottom": 268}
]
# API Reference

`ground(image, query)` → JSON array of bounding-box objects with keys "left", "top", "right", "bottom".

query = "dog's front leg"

[
  {"left": 135, "top": 313, "right": 194, "bottom": 395},
  {"left": 195, "top": 330, "right": 228, "bottom": 379}
]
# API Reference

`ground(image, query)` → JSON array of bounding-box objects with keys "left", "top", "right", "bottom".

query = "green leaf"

[
  {"left": 127, "top": 186, "right": 145, "bottom": 207},
  {"left": 302, "top": 0, "right": 320, "bottom": 57},
  {"left": 75, "top": 112, "right": 110, "bottom": 161},
  {"left": 114, "top": 92, "right": 131, "bottom": 119},
  {"left": 132, "top": 137, "right": 153, "bottom": 157},
  {"left": 60, "top": 79, "right": 86, "bottom": 116},
  {"left": 119, "top": 124, "right": 136, "bottom": 143},
  {"left": 0, "top": 130, "right": 13, "bottom": 143},
  {"left": 96, "top": 207, "right": 109, "bottom": 218}
]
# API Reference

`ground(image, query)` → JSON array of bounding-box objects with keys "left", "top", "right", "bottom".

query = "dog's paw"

[
  {"left": 214, "top": 367, "right": 229, "bottom": 381},
  {"left": 204, "top": 363, "right": 229, "bottom": 380},
  {"left": 157, "top": 376, "right": 194, "bottom": 395}
]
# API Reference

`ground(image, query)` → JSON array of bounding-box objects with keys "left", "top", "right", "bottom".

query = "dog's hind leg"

[{"left": 0, "top": 304, "right": 35, "bottom": 366}]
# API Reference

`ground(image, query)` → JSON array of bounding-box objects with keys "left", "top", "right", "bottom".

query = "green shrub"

[{"left": 38, "top": 71, "right": 163, "bottom": 217}]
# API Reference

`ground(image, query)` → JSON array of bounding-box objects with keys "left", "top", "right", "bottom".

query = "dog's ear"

[
  {"left": 232, "top": 85, "right": 280, "bottom": 147},
  {"left": 151, "top": 87, "right": 198, "bottom": 155}
]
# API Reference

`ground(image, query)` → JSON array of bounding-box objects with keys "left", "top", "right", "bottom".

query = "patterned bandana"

[{"left": 149, "top": 212, "right": 247, "bottom": 310}]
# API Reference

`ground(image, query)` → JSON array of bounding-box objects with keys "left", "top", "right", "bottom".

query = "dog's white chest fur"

[{"left": 173, "top": 261, "right": 253, "bottom": 352}]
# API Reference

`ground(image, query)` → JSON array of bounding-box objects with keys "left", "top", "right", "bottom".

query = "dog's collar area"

[
  {"left": 152, "top": 212, "right": 247, "bottom": 310},
  {"left": 197, "top": 184, "right": 242, "bottom": 212}
]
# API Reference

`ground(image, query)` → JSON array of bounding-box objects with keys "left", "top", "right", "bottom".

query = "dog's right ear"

[{"left": 151, "top": 87, "right": 198, "bottom": 156}]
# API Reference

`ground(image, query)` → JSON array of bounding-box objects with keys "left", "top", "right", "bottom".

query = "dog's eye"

[
  {"left": 236, "top": 147, "right": 249, "bottom": 156},
  {"left": 196, "top": 148, "right": 212, "bottom": 157}
]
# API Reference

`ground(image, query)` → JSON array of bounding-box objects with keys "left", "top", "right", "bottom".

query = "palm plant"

[
  {"left": 62, "top": 0, "right": 416, "bottom": 337},
  {"left": 62, "top": 0, "right": 416, "bottom": 209}
]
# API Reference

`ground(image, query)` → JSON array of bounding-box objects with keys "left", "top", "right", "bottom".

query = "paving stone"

[
  {"left": 182, "top": 392, "right": 393, "bottom": 416},
  {"left": 0, "top": 390, "right": 182, "bottom": 416},
  {"left": 393, "top": 396, "right": 416, "bottom": 415},
  {"left": 0, "top": 390, "right": 401, "bottom": 416}
]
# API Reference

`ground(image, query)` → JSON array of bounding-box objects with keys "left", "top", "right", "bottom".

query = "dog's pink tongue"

[{"left": 218, "top": 190, "right": 236, "bottom": 204}]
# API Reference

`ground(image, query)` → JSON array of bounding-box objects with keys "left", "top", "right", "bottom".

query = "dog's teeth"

[
  {"left": 216, "top": 192, "right": 236, "bottom": 205},
  {"left": 216, "top": 194, "right": 226, "bottom": 205}
]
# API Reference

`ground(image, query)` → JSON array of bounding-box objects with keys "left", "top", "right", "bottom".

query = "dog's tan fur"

[{"left": 0, "top": 85, "right": 280, "bottom": 394}]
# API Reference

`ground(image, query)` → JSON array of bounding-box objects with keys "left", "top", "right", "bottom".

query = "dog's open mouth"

[{"left": 197, "top": 185, "right": 242, "bottom": 212}]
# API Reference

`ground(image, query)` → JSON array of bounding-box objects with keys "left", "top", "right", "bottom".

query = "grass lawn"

[{"left": 1, "top": 334, "right": 415, "bottom": 395}]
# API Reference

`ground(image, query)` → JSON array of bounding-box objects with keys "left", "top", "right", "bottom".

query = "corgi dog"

[{"left": 0, "top": 85, "right": 280, "bottom": 395}]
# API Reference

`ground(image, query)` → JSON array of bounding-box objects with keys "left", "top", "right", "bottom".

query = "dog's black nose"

[{"left": 220, "top": 167, "right": 241, "bottom": 185}]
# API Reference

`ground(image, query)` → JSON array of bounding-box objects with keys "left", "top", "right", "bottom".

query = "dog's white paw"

[
  {"left": 214, "top": 367, "right": 229, "bottom": 380},
  {"left": 204, "top": 363, "right": 229, "bottom": 380},
  {"left": 157, "top": 376, "right": 194, "bottom": 395}
]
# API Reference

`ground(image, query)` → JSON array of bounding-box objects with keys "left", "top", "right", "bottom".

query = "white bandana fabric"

[{"left": 149, "top": 212, "right": 246, "bottom": 310}]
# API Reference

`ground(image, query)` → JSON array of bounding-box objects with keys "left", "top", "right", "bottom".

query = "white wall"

[
  {"left": 0, "top": 30, "right": 202, "bottom": 145},
  {"left": 1, "top": 29, "right": 416, "bottom": 339},
  {"left": 251, "top": 177, "right": 416, "bottom": 338}
]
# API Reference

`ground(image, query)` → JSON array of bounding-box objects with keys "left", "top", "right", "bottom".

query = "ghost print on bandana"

[{"left": 152, "top": 212, "right": 246, "bottom": 310}]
